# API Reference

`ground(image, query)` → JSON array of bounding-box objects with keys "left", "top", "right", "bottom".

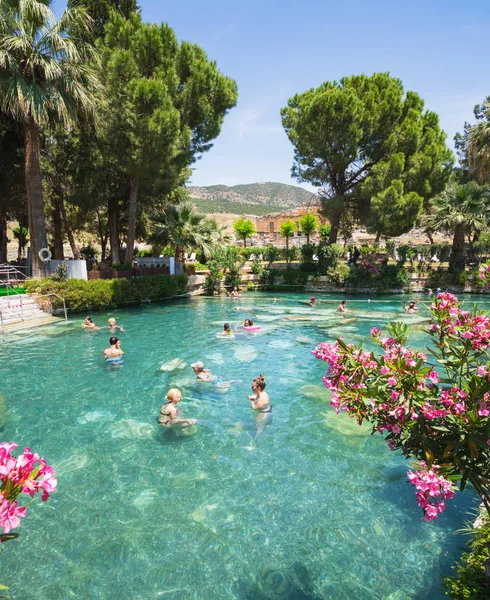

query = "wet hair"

[
  {"left": 166, "top": 388, "right": 181, "bottom": 402},
  {"left": 108, "top": 318, "right": 116, "bottom": 325},
  {"left": 223, "top": 323, "right": 231, "bottom": 331},
  {"left": 109, "top": 336, "right": 119, "bottom": 345},
  {"left": 244, "top": 319, "right": 253, "bottom": 327},
  {"left": 252, "top": 374, "right": 266, "bottom": 391},
  {"left": 86, "top": 316, "right": 93, "bottom": 322},
  {"left": 341, "top": 300, "right": 347, "bottom": 305}
]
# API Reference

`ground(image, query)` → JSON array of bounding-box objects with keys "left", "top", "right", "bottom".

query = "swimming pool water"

[{"left": 0, "top": 292, "right": 484, "bottom": 599}]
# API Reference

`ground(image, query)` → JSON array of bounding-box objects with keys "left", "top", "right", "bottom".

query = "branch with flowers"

[
  {"left": 313, "top": 292, "right": 490, "bottom": 521},
  {"left": 1, "top": 442, "right": 57, "bottom": 542}
]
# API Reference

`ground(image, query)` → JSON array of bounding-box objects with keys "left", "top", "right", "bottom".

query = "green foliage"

[
  {"left": 69, "top": 0, "right": 140, "bottom": 41},
  {"left": 326, "top": 263, "right": 351, "bottom": 285},
  {"left": 50, "top": 262, "right": 68, "bottom": 282},
  {"left": 300, "top": 243, "right": 316, "bottom": 263},
  {"left": 318, "top": 223, "right": 331, "bottom": 241},
  {"left": 24, "top": 275, "right": 188, "bottom": 311},
  {"left": 282, "top": 246, "right": 298, "bottom": 263},
  {"left": 112, "top": 263, "right": 133, "bottom": 270},
  {"left": 204, "top": 246, "right": 245, "bottom": 293},
  {"left": 444, "top": 518, "right": 490, "bottom": 598},
  {"left": 279, "top": 219, "right": 296, "bottom": 240},
  {"left": 263, "top": 245, "right": 280, "bottom": 266},
  {"left": 191, "top": 199, "right": 292, "bottom": 216},
  {"left": 298, "top": 212, "right": 318, "bottom": 243},
  {"left": 281, "top": 73, "right": 453, "bottom": 242},
  {"left": 233, "top": 217, "right": 256, "bottom": 247},
  {"left": 251, "top": 259, "right": 265, "bottom": 276},
  {"left": 317, "top": 242, "right": 343, "bottom": 275},
  {"left": 262, "top": 268, "right": 309, "bottom": 288},
  {"left": 79, "top": 244, "right": 98, "bottom": 260}
]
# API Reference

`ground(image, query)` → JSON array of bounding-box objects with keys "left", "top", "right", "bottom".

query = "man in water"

[
  {"left": 337, "top": 300, "right": 348, "bottom": 312},
  {"left": 104, "top": 336, "right": 124, "bottom": 359}
]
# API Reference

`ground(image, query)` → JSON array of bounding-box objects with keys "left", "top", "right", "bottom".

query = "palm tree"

[
  {"left": 423, "top": 182, "right": 488, "bottom": 270},
  {"left": 148, "top": 203, "right": 220, "bottom": 263},
  {"left": 0, "top": 0, "right": 99, "bottom": 277},
  {"left": 469, "top": 105, "right": 490, "bottom": 183}
]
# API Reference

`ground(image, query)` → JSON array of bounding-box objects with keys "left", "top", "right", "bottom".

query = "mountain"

[{"left": 188, "top": 182, "right": 316, "bottom": 216}]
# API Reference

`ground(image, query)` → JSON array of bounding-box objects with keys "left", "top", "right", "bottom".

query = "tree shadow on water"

[{"left": 233, "top": 562, "right": 323, "bottom": 600}]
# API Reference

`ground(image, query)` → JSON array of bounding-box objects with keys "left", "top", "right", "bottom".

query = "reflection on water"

[{"left": 0, "top": 292, "right": 484, "bottom": 599}]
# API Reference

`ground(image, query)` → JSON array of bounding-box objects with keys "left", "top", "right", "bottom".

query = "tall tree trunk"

[
  {"left": 125, "top": 174, "right": 139, "bottom": 265},
  {"left": 328, "top": 208, "right": 342, "bottom": 244},
  {"left": 0, "top": 212, "right": 7, "bottom": 263},
  {"left": 450, "top": 225, "right": 466, "bottom": 271},
  {"left": 306, "top": 233, "right": 310, "bottom": 245},
  {"left": 243, "top": 237, "right": 247, "bottom": 248},
  {"left": 175, "top": 246, "right": 185, "bottom": 263},
  {"left": 24, "top": 118, "right": 48, "bottom": 278},
  {"left": 59, "top": 195, "right": 79, "bottom": 259},
  {"left": 96, "top": 209, "right": 108, "bottom": 261},
  {"left": 52, "top": 198, "right": 64, "bottom": 259},
  {"left": 108, "top": 196, "right": 120, "bottom": 264}
]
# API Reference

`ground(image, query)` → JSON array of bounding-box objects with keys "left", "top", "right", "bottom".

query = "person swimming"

[
  {"left": 223, "top": 322, "right": 233, "bottom": 335},
  {"left": 157, "top": 388, "right": 196, "bottom": 428},
  {"left": 404, "top": 301, "right": 418, "bottom": 314},
  {"left": 230, "top": 287, "right": 241, "bottom": 298},
  {"left": 309, "top": 297, "right": 317, "bottom": 306},
  {"left": 249, "top": 374, "right": 271, "bottom": 414},
  {"left": 191, "top": 361, "right": 217, "bottom": 382},
  {"left": 337, "top": 300, "right": 348, "bottom": 312},
  {"left": 82, "top": 316, "right": 99, "bottom": 330},
  {"left": 104, "top": 336, "right": 124, "bottom": 360},
  {"left": 106, "top": 318, "right": 124, "bottom": 331}
]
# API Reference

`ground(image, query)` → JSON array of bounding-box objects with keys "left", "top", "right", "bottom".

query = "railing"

[
  {"left": 0, "top": 264, "right": 28, "bottom": 285},
  {"left": 0, "top": 288, "right": 67, "bottom": 333},
  {"left": 33, "top": 293, "right": 68, "bottom": 321}
]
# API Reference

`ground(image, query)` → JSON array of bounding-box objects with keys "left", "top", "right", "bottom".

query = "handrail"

[
  {"left": 0, "top": 311, "right": 3, "bottom": 334},
  {"left": 0, "top": 264, "right": 28, "bottom": 285},
  {"left": 33, "top": 293, "right": 68, "bottom": 320}
]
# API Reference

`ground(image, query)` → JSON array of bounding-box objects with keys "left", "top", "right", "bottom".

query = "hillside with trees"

[{"left": 188, "top": 182, "right": 315, "bottom": 215}]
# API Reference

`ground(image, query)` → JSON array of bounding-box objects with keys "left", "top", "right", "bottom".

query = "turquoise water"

[{"left": 0, "top": 292, "right": 483, "bottom": 599}]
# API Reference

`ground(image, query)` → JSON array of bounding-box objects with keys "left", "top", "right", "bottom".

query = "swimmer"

[
  {"left": 337, "top": 300, "right": 348, "bottom": 313},
  {"left": 222, "top": 323, "right": 233, "bottom": 335},
  {"left": 106, "top": 317, "right": 124, "bottom": 331},
  {"left": 248, "top": 374, "right": 271, "bottom": 414},
  {"left": 157, "top": 388, "right": 196, "bottom": 428},
  {"left": 309, "top": 297, "right": 317, "bottom": 307},
  {"left": 191, "top": 361, "right": 217, "bottom": 382},
  {"left": 403, "top": 301, "right": 417, "bottom": 314},
  {"left": 82, "top": 316, "right": 99, "bottom": 330},
  {"left": 230, "top": 287, "right": 241, "bottom": 299},
  {"left": 104, "top": 336, "right": 124, "bottom": 359}
]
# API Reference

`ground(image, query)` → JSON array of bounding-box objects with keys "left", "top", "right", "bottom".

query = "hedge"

[{"left": 24, "top": 275, "right": 189, "bottom": 312}]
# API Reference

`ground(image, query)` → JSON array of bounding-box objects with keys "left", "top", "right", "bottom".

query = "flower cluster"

[
  {"left": 407, "top": 463, "right": 455, "bottom": 522},
  {"left": 313, "top": 293, "right": 490, "bottom": 521},
  {"left": 0, "top": 442, "right": 57, "bottom": 536},
  {"left": 360, "top": 260, "right": 380, "bottom": 275},
  {"left": 50, "top": 261, "right": 68, "bottom": 282}
]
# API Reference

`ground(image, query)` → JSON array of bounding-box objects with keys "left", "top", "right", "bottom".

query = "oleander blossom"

[
  {"left": 313, "top": 292, "right": 490, "bottom": 521},
  {"left": 0, "top": 442, "right": 57, "bottom": 536},
  {"left": 407, "top": 464, "right": 455, "bottom": 522}
]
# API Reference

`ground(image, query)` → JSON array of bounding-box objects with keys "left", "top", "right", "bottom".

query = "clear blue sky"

[{"left": 56, "top": 0, "right": 490, "bottom": 190}]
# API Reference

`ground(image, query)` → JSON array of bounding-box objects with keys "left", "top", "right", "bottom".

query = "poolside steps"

[
  {"left": 0, "top": 295, "right": 53, "bottom": 328},
  {"left": 1, "top": 315, "right": 62, "bottom": 333}
]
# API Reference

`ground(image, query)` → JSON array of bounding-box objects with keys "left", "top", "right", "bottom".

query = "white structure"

[{"left": 49, "top": 260, "right": 88, "bottom": 281}]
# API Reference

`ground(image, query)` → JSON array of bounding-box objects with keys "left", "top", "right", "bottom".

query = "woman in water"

[
  {"left": 404, "top": 301, "right": 418, "bottom": 314},
  {"left": 248, "top": 374, "right": 271, "bottom": 414},
  {"left": 82, "top": 316, "right": 99, "bottom": 330},
  {"left": 107, "top": 318, "right": 124, "bottom": 331},
  {"left": 309, "top": 297, "right": 317, "bottom": 306},
  {"left": 191, "top": 361, "right": 217, "bottom": 382},
  {"left": 157, "top": 388, "right": 196, "bottom": 428}
]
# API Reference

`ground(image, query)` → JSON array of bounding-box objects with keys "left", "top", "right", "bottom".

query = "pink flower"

[
  {"left": 380, "top": 365, "right": 389, "bottom": 375},
  {"left": 0, "top": 496, "right": 27, "bottom": 534},
  {"left": 428, "top": 370, "right": 438, "bottom": 384},
  {"left": 387, "top": 377, "right": 397, "bottom": 386}
]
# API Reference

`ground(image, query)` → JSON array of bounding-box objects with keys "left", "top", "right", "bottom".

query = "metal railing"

[
  {"left": 0, "top": 287, "right": 67, "bottom": 334},
  {"left": 0, "top": 264, "right": 28, "bottom": 285}
]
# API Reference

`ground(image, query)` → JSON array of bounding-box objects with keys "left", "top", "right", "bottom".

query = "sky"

[{"left": 55, "top": 0, "right": 490, "bottom": 191}]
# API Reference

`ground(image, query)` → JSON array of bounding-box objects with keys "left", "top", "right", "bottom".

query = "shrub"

[
  {"left": 300, "top": 243, "right": 316, "bottom": 264},
  {"left": 444, "top": 515, "right": 490, "bottom": 598},
  {"left": 263, "top": 245, "right": 280, "bottom": 265},
  {"left": 282, "top": 246, "right": 298, "bottom": 263},
  {"left": 112, "top": 263, "right": 133, "bottom": 270},
  {"left": 50, "top": 262, "right": 68, "bottom": 282},
  {"left": 326, "top": 263, "right": 350, "bottom": 285},
  {"left": 24, "top": 275, "right": 188, "bottom": 312},
  {"left": 251, "top": 258, "right": 264, "bottom": 276},
  {"left": 317, "top": 242, "right": 343, "bottom": 275}
]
